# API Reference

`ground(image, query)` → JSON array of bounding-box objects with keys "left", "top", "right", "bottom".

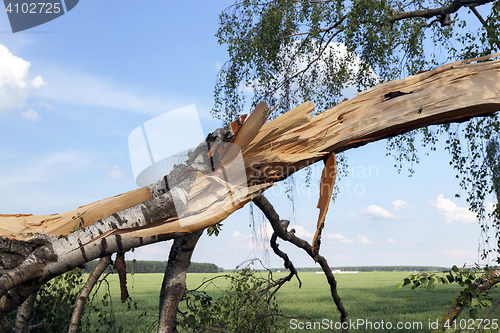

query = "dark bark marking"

[
  {"left": 139, "top": 237, "right": 143, "bottom": 245},
  {"left": 140, "top": 207, "right": 152, "bottom": 226},
  {"left": 115, "top": 235, "right": 123, "bottom": 252},
  {"left": 77, "top": 239, "right": 88, "bottom": 262},
  {"left": 99, "top": 238, "right": 108, "bottom": 258},
  {"left": 112, "top": 213, "right": 127, "bottom": 226}
]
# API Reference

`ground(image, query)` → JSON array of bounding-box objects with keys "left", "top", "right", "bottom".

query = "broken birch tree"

[{"left": 0, "top": 53, "right": 500, "bottom": 330}]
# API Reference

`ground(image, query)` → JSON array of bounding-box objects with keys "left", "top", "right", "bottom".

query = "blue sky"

[{"left": 0, "top": 1, "right": 496, "bottom": 270}]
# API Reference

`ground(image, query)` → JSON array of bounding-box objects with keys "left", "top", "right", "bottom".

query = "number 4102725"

[{"left": 5, "top": 2, "right": 62, "bottom": 14}]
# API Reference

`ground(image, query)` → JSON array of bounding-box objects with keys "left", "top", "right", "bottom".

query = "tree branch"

[
  {"left": 280, "top": 14, "right": 347, "bottom": 39},
  {"left": 252, "top": 194, "right": 349, "bottom": 332},
  {"left": 158, "top": 230, "right": 204, "bottom": 333},
  {"left": 264, "top": 24, "right": 346, "bottom": 101},
  {"left": 390, "top": 0, "right": 495, "bottom": 23},
  {"left": 69, "top": 255, "right": 112, "bottom": 333},
  {"left": 15, "top": 291, "right": 37, "bottom": 333},
  {"left": 114, "top": 252, "right": 129, "bottom": 303}
]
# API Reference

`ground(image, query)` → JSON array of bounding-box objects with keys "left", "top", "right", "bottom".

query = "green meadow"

[{"left": 82, "top": 271, "right": 500, "bottom": 332}]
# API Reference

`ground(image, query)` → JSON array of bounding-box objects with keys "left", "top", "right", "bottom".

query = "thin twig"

[
  {"left": 0, "top": 316, "right": 14, "bottom": 333},
  {"left": 470, "top": 6, "right": 500, "bottom": 51}
]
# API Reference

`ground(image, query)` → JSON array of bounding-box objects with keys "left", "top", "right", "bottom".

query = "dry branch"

[{"left": 69, "top": 255, "right": 112, "bottom": 333}]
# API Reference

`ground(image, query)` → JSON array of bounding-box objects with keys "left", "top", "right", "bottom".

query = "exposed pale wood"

[
  {"left": 312, "top": 152, "right": 337, "bottom": 260},
  {"left": 0, "top": 188, "right": 151, "bottom": 241},
  {"left": 242, "top": 53, "right": 500, "bottom": 183}
]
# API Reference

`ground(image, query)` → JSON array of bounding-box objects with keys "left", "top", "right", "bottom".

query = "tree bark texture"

[
  {"left": 15, "top": 292, "right": 36, "bottom": 333},
  {"left": 68, "top": 255, "right": 111, "bottom": 333},
  {"left": 157, "top": 230, "right": 203, "bottom": 333},
  {"left": 0, "top": 54, "right": 499, "bottom": 319}
]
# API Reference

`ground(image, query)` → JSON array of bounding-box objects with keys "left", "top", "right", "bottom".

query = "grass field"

[{"left": 81, "top": 271, "right": 500, "bottom": 332}]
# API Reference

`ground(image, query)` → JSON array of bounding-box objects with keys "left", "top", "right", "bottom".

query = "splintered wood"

[
  {"left": 1, "top": 53, "right": 500, "bottom": 243},
  {"left": 0, "top": 188, "right": 151, "bottom": 241},
  {"left": 312, "top": 152, "right": 337, "bottom": 261}
]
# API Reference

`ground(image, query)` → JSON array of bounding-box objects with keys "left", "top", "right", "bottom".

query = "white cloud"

[
  {"left": 486, "top": 202, "right": 495, "bottom": 213},
  {"left": 358, "top": 235, "right": 376, "bottom": 244},
  {"left": 232, "top": 231, "right": 249, "bottom": 238},
  {"left": 428, "top": 194, "right": 476, "bottom": 223},
  {"left": 106, "top": 165, "right": 125, "bottom": 179},
  {"left": 438, "top": 249, "right": 476, "bottom": 260},
  {"left": 388, "top": 238, "right": 397, "bottom": 244},
  {"left": 0, "top": 45, "right": 46, "bottom": 112},
  {"left": 327, "top": 233, "right": 353, "bottom": 244},
  {"left": 31, "top": 75, "right": 47, "bottom": 89},
  {"left": 348, "top": 213, "right": 358, "bottom": 220},
  {"left": 229, "top": 230, "right": 256, "bottom": 250},
  {"left": 362, "top": 205, "right": 395, "bottom": 220},
  {"left": 256, "top": 223, "right": 273, "bottom": 239},
  {"left": 290, "top": 224, "right": 314, "bottom": 238},
  {"left": 392, "top": 199, "right": 408, "bottom": 211},
  {"left": 256, "top": 223, "right": 314, "bottom": 239},
  {"left": 20, "top": 108, "right": 41, "bottom": 122}
]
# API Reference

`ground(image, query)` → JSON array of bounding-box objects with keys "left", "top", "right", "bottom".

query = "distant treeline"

[
  {"left": 83, "top": 260, "right": 223, "bottom": 274},
  {"left": 82, "top": 262, "right": 449, "bottom": 274},
  {"left": 293, "top": 266, "right": 449, "bottom": 272}
]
